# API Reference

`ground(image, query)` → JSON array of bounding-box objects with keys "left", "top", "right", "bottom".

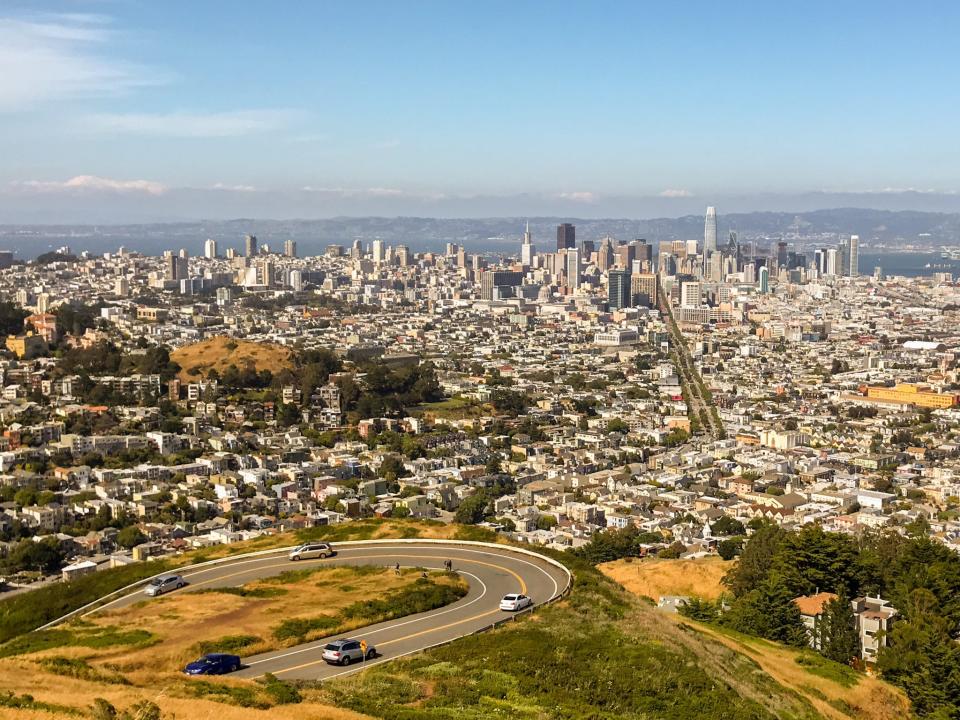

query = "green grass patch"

[
  {"left": 272, "top": 575, "right": 468, "bottom": 644},
  {"left": 0, "top": 624, "right": 156, "bottom": 658},
  {"left": 191, "top": 634, "right": 263, "bottom": 656},
  {"left": 794, "top": 652, "right": 860, "bottom": 688},
  {"left": 453, "top": 525, "right": 499, "bottom": 543},
  {"left": 0, "top": 560, "right": 173, "bottom": 644},
  {"left": 0, "top": 690, "right": 83, "bottom": 716},
  {"left": 259, "top": 673, "right": 302, "bottom": 705},
  {"left": 37, "top": 656, "right": 131, "bottom": 685},
  {"left": 341, "top": 576, "right": 468, "bottom": 623},
  {"left": 294, "top": 518, "right": 444, "bottom": 544},
  {"left": 410, "top": 397, "right": 482, "bottom": 419},
  {"left": 273, "top": 614, "right": 342, "bottom": 643},
  {"left": 198, "top": 585, "right": 289, "bottom": 598},
  {"left": 180, "top": 679, "right": 269, "bottom": 709}
]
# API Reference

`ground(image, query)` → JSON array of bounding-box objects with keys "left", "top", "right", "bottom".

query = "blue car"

[{"left": 184, "top": 653, "right": 241, "bottom": 675}]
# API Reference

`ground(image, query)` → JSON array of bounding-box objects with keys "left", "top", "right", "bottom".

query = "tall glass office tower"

[{"left": 704, "top": 206, "right": 717, "bottom": 255}]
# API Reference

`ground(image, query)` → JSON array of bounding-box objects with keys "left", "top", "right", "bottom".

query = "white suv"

[{"left": 288, "top": 543, "right": 334, "bottom": 561}]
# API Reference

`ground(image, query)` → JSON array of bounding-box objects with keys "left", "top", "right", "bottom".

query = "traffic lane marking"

[
  {"left": 240, "top": 554, "right": 526, "bottom": 672},
  {"left": 91, "top": 543, "right": 558, "bottom": 616},
  {"left": 255, "top": 605, "right": 507, "bottom": 679},
  {"left": 243, "top": 569, "right": 487, "bottom": 667}
]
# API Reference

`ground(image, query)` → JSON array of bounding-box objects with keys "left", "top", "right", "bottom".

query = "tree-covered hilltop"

[{"left": 699, "top": 523, "right": 960, "bottom": 718}]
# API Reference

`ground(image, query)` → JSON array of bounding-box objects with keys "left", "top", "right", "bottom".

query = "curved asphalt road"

[{"left": 89, "top": 541, "right": 569, "bottom": 681}]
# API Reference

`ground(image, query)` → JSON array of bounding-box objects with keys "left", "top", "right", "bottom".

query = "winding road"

[{"left": 87, "top": 540, "right": 570, "bottom": 682}]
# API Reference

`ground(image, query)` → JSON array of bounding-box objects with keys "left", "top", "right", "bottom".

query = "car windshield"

[
  {"left": 504, "top": 594, "right": 517, "bottom": 600},
  {"left": 149, "top": 578, "right": 163, "bottom": 586}
]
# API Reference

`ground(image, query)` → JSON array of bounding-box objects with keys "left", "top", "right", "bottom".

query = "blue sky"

[{"left": 1, "top": 1, "right": 959, "bottom": 220}]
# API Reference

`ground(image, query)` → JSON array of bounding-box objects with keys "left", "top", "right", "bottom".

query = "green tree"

[
  {"left": 818, "top": 592, "right": 860, "bottom": 664},
  {"left": 711, "top": 516, "right": 746, "bottom": 536},
  {"left": 536, "top": 514, "right": 557, "bottom": 530},
  {"left": 4, "top": 537, "right": 64, "bottom": 574},
  {"left": 679, "top": 597, "right": 721, "bottom": 622},
  {"left": 606, "top": 418, "right": 629, "bottom": 434},
  {"left": 723, "top": 574, "right": 808, "bottom": 647},
  {"left": 658, "top": 541, "right": 687, "bottom": 559},
  {"left": 877, "top": 589, "right": 960, "bottom": 718},
  {"left": 717, "top": 537, "right": 743, "bottom": 561},
  {"left": 454, "top": 493, "right": 488, "bottom": 525},
  {"left": 116, "top": 526, "right": 147, "bottom": 549},
  {"left": 723, "top": 523, "right": 786, "bottom": 597},
  {"left": 275, "top": 402, "right": 301, "bottom": 427}
]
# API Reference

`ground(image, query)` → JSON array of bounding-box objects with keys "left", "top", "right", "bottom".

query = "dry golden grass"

[
  {"left": 0, "top": 659, "right": 371, "bottom": 720},
  {"left": 603, "top": 559, "right": 910, "bottom": 720},
  {"left": 0, "top": 565, "right": 466, "bottom": 720},
  {"left": 178, "top": 520, "right": 503, "bottom": 563},
  {"left": 171, "top": 336, "right": 294, "bottom": 382},
  {"left": 687, "top": 621, "right": 910, "bottom": 720},
  {"left": 90, "top": 566, "right": 464, "bottom": 671},
  {"left": 599, "top": 555, "right": 729, "bottom": 601}
]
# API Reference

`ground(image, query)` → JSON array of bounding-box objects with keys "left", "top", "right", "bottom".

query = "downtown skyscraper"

[
  {"left": 704, "top": 206, "right": 718, "bottom": 255},
  {"left": 557, "top": 223, "right": 576, "bottom": 250},
  {"left": 848, "top": 234, "right": 859, "bottom": 277}
]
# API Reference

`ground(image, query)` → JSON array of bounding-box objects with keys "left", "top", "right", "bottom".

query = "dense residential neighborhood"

[{"left": 1, "top": 225, "right": 960, "bottom": 714}]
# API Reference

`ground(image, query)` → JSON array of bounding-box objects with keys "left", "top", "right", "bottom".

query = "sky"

[{"left": 1, "top": 1, "right": 960, "bottom": 222}]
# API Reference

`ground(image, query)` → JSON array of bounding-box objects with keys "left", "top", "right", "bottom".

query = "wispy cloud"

[
  {"left": 83, "top": 109, "right": 297, "bottom": 138},
  {"left": 301, "top": 186, "right": 407, "bottom": 197},
  {"left": 13, "top": 175, "right": 167, "bottom": 195},
  {"left": 0, "top": 14, "right": 164, "bottom": 111},
  {"left": 210, "top": 183, "right": 258, "bottom": 192},
  {"left": 659, "top": 189, "right": 693, "bottom": 198},
  {"left": 557, "top": 191, "right": 598, "bottom": 203}
]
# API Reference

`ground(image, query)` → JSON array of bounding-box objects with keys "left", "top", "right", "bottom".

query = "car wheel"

[
  {"left": 291, "top": 555, "right": 300, "bottom": 561},
  {"left": 231, "top": 663, "right": 239, "bottom": 672},
  {"left": 341, "top": 655, "right": 351, "bottom": 666},
  {"left": 319, "top": 553, "right": 328, "bottom": 559},
  {"left": 366, "top": 650, "right": 376, "bottom": 660},
  {"left": 177, "top": 583, "right": 183, "bottom": 589}
]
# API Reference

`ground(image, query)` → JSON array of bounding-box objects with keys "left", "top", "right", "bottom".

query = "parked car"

[
  {"left": 321, "top": 638, "right": 376, "bottom": 665},
  {"left": 289, "top": 542, "right": 335, "bottom": 561},
  {"left": 144, "top": 574, "right": 185, "bottom": 597},
  {"left": 183, "top": 653, "right": 241, "bottom": 675},
  {"left": 499, "top": 593, "right": 533, "bottom": 612}
]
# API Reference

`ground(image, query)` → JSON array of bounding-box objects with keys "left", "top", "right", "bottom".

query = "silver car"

[
  {"left": 322, "top": 638, "right": 376, "bottom": 665},
  {"left": 144, "top": 574, "right": 185, "bottom": 597},
  {"left": 288, "top": 542, "right": 334, "bottom": 561}
]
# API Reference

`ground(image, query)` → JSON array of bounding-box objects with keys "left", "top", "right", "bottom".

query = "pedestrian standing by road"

[{"left": 394, "top": 562, "right": 401, "bottom": 576}]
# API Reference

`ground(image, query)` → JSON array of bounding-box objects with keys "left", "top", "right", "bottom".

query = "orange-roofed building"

[{"left": 794, "top": 591, "right": 838, "bottom": 650}]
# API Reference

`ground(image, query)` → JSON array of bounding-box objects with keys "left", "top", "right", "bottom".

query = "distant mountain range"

[{"left": 1, "top": 208, "right": 958, "bottom": 258}]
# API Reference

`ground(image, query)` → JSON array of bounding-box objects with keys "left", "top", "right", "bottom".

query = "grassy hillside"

[
  {"left": 0, "top": 567, "right": 465, "bottom": 719},
  {"left": 600, "top": 555, "right": 728, "bottom": 601},
  {"left": 601, "top": 558, "right": 910, "bottom": 720},
  {"left": 0, "top": 523, "right": 905, "bottom": 720},
  {"left": 320, "top": 553, "right": 823, "bottom": 720},
  {"left": 171, "top": 336, "right": 293, "bottom": 382}
]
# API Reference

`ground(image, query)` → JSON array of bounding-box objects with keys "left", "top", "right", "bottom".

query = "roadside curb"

[{"left": 36, "top": 538, "right": 572, "bottom": 632}]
